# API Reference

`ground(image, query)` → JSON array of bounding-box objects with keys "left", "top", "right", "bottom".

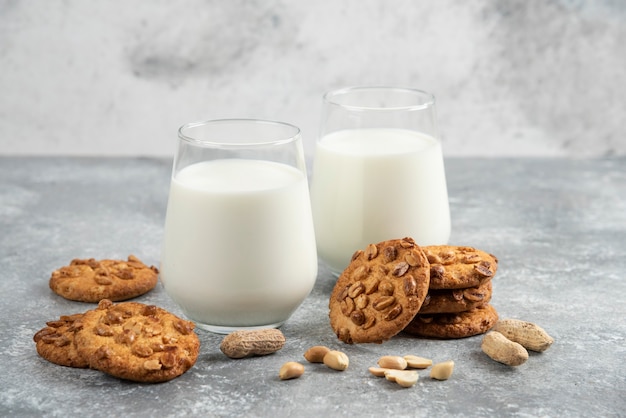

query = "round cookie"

[
  {"left": 74, "top": 299, "right": 200, "bottom": 383},
  {"left": 49, "top": 255, "right": 158, "bottom": 302},
  {"left": 419, "top": 280, "right": 493, "bottom": 314},
  {"left": 329, "top": 237, "right": 430, "bottom": 344},
  {"left": 33, "top": 313, "right": 89, "bottom": 368},
  {"left": 404, "top": 304, "right": 499, "bottom": 339},
  {"left": 423, "top": 245, "right": 498, "bottom": 290}
]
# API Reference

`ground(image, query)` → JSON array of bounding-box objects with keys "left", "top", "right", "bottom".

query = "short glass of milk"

[
  {"left": 310, "top": 86, "right": 451, "bottom": 276},
  {"left": 160, "top": 119, "right": 318, "bottom": 333}
]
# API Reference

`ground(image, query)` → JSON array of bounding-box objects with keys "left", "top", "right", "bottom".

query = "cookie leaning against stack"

[
  {"left": 403, "top": 245, "right": 499, "bottom": 339},
  {"left": 329, "top": 237, "right": 431, "bottom": 344},
  {"left": 33, "top": 299, "right": 200, "bottom": 383}
]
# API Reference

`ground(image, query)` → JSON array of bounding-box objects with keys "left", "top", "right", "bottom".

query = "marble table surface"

[{"left": 0, "top": 157, "right": 624, "bottom": 417}]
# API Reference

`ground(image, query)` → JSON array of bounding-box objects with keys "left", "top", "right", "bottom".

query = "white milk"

[
  {"left": 310, "top": 128, "right": 450, "bottom": 273},
  {"left": 160, "top": 159, "right": 318, "bottom": 331}
]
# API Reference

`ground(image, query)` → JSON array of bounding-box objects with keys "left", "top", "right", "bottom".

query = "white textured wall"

[{"left": 1, "top": 0, "right": 625, "bottom": 158}]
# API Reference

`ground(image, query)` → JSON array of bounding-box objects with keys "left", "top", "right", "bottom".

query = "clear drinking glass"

[
  {"left": 160, "top": 119, "right": 318, "bottom": 333},
  {"left": 310, "top": 86, "right": 451, "bottom": 276}
]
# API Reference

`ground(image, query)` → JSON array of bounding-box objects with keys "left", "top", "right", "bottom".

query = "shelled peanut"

[
  {"left": 368, "top": 354, "right": 453, "bottom": 388},
  {"left": 303, "top": 345, "right": 331, "bottom": 363},
  {"left": 430, "top": 360, "right": 455, "bottom": 380},
  {"left": 302, "top": 345, "right": 350, "bottom": 371},
  {"left": 279, "top": 362, "right": 305, "bottom": 380},
  {"left": 323, "top": 350, "right": 350, "bottom": 371}
]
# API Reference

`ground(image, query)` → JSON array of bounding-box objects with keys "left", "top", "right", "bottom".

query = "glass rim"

[
  {"left": 323, "top": 86, "right": 436, "bottom": 111},
  {"left": 177, "top": 118, "right": 301, "bottom": 148}
]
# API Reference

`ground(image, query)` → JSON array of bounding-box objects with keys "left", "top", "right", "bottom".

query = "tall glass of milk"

[
  {"left": 310, "top": 87, "right": 451, "bottom": 276},
  {"left": 160, "top": 119, "right": 318, "bottom": 333}
]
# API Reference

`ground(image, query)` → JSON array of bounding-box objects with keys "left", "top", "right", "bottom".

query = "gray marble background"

[{"left": 1, "top": 0, "right": 625, "bottom": 158}]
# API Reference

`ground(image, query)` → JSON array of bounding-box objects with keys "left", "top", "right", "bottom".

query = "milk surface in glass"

[
  {"left": 160, "top": 159, "right": 318, "bottom": 329},
  {"left": 311, "top": 128, "right": 450, "bottom": 273}
]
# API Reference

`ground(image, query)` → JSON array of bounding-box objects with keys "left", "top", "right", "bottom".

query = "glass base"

[{"left": 193, "top": 321, "right": 286, "bottom": 335}]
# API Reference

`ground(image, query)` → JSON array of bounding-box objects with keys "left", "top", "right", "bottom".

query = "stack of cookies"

[
  {"left": 329, "top": 238, "right": 499, "bottom": 344},
  {"left": 403, "top": 245, "right": 499, "bottom": 339}
]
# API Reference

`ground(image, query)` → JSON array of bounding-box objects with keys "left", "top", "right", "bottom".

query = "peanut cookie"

[
  {"left": 329, "top": 237, "right": 430, "bottom": 344},
  {"left": 49, "top": 255, "right": 158, "bottom": 302},
  {"left": 74, "top": 299, "right": 199, "bottom": 383},
  {"left": 404, "top": 304, "right": 498, "bottom": 339},
  {"left": 419, "top": 280, "right": 492, "bottom": 314},
  {"left": 423, "top": 245, "right": 498, "bottom": 290},
  {"left": 33, "top": 312, "right": 89, "bottom": 368}
]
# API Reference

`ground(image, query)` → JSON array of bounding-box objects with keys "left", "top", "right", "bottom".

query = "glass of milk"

[
  {"left": 310, "top": 86, "right": 451, "bottom": 276},
  {"left": 160, "top": 119, "right": 318, "bottom": 333}
]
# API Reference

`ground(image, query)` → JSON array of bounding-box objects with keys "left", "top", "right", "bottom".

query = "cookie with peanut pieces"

[
  {"left": 33, "top": 312, "right": 89, "bottom": 368},
  {"left": 419, "top": 280, "right": 492, "bottom": 314},
  {"left": 423, "top": 245, "right": 498, "bottom": 290},
  {"left": 74, "top": 299, "right": 199, "bottom": 382},
  {"left": 49, "top": 255, "right": 158, "bottom": 302},
  {"left": 329, "top": 237, "right": 430, "bottom": 344},
  {"left": 404, "top": 303, "right": 499, "bottom": 339}
]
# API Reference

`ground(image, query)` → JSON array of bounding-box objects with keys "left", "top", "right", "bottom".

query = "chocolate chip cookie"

[
  {"left": 423, "top": 245, "right": 498, "bottom": 290},
  {"left": 33, "top": 312, "right": 89, "bottom": 368},
  {"left": 404, "top": 303, "right": 499, "bottom": 339},
  {"left": 74, "top": 300, "right": 200, "bottom": 383},
  {"left": 419, "top": 280, "right": 492, "bottom": 314},
  {"left": 329, "top": 237, "right": 430, "bottom": 344},
  {"left": 49, "top": 255, "right": 158, "bottom": 302}
]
